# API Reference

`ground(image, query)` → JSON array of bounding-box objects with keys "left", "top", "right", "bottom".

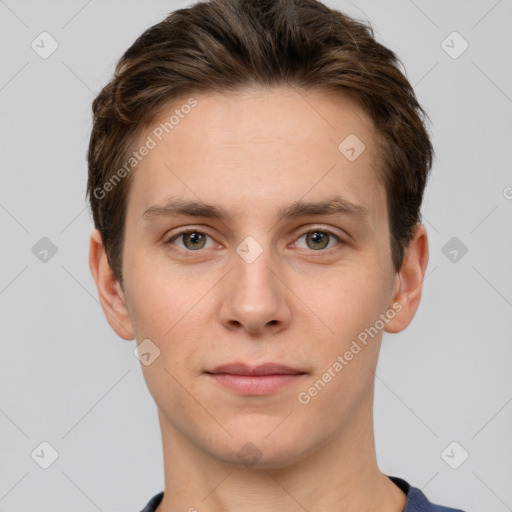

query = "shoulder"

[
  {"left": 139, "top": 491, "right": 164, "bottom": 512},
  {"left": 139, "top": 480, "right": 467, "bottom": 512},
  {"left": 388, "top": 476, "right": 466, "bottom": 512}
]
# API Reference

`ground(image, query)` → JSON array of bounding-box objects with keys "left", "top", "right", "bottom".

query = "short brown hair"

[{"left": 87, "top": 0, "right": 434, "bottom": 285}]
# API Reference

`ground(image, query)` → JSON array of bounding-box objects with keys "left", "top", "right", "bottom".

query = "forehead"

[{"left": 126, "top": 86, "right": 386, "bottom": 228}]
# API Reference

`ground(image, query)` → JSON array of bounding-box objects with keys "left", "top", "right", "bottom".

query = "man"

[{"left": 87, "top": 0, "right": 466, "bottom": 510}]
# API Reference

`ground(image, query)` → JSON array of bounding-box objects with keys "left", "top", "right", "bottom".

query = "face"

[{"left": 105, "top": 87, "right": 410, "bottom": 468}]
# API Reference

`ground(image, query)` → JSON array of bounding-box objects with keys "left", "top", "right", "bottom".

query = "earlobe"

[
  {"left": 89, "top": 229, "right": 135, "bottom": 340},
  {"left": 384, "top": 224, "right": 429, "bottom": 334}
]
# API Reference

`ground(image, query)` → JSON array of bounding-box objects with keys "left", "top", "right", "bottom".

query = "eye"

[
  {"left": 294, "top": 229, "right": 343, "bottom": 251},
  {"left": 165, "top": 229, "right": 216, "bottom": 251},
  {"left": 164, "top": 227, "right": 344, "bottom": 253}
]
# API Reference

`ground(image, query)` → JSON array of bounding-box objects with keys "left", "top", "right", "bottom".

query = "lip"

[
  {"left": 208, "top": 363, "right": 305, "bottom": 376},
  {"left": 205, "top": 363, "right": 307, "bottom": 395}
]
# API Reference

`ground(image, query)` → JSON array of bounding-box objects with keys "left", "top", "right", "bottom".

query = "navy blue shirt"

[{"left": 139, "top": 476, "right": 466, "bottom": 511}]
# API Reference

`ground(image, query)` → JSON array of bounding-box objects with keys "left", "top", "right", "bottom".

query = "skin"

[{"left": 90, "top": 86, "right": 429, "bottom": 512}]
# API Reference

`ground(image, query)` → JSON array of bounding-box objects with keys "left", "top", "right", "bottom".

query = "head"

[{"left": 88, "top": 0, "right": 432, "bottom": 469}]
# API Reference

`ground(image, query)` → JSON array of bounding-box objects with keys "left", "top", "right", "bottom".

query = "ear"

[
  {"left": 385, "top": 223, "right": 429, "bottom": 334},
  {"left": 89, "top": 229, "right": 135, "bottom": 340}
]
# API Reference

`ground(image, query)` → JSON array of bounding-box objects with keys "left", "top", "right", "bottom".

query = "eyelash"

[{"left": 164, "top": 227, "right": 344, "bottom": 254}]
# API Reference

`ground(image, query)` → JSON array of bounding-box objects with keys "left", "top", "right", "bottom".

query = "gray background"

[{"left": 0, "top": 0, "right": 511, "bottom": 511}]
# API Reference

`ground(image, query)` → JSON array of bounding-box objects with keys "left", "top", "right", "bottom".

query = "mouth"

[{"left": 205, "top": 363, "right": 307, "bottom": 395}]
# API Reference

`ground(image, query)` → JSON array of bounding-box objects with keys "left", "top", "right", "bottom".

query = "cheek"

[
  {"left": 128, "top": 277, "right": 192, "bottom": 341},
  {"left": 124, "top": 258, "right": 214, "bottom": 383},
  {"left": 122, "top": 243, "right": 199, "bottom": 338},
  {"left": 295, "top": 264, "right": 392, "bottom": 341},
  {"left": 293, "top": 262, "right": 393, "bottom": 408},
  {"left": 295, "top": 276, "right": 385, "bottom": 422},
  {"left": 127, "top": 269, "right": 205, "bottom": 397}
]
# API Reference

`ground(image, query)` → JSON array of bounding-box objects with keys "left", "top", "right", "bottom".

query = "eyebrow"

[{"left": 142, "top": 195, "right": 371, "bottom": 225}]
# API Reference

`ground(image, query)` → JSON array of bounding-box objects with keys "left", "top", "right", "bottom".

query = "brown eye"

[
  {"left": 305, "top": 231, "right": 330, "bottom": 250},
  {"left": 166, "top": 230, "right": 215, "bottom": 251},
  {"left": 181, "top": 231, "right": 207, "bottom": 250},
  {"left": 294, "top": 229, "right": 342, "bottom": 251}
]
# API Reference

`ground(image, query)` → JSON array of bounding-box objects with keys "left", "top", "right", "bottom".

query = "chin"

[{"left": 209, "top": 428, "right": 315, "bottom": 470}]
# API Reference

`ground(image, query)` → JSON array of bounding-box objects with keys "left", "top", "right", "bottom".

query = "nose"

[{"left": 217, "top": 245, "right": 292, "bottom": 336}]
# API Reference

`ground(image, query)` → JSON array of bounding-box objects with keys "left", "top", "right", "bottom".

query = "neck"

[{"left": 155, "top": 391, "right": 406, "bottom": 512}]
